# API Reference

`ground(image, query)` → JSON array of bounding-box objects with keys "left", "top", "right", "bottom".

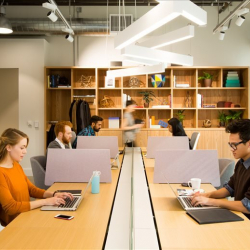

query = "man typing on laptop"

[{"left": 191, "top": 119, "right": 250, "bottom": 219}]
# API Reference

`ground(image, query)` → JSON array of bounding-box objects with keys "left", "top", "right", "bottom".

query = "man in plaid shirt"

[{"left": 72, "top": 115, "right": 103, "bottom": 148}]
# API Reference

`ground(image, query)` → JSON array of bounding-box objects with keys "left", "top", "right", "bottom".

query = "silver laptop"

[
  {"left": 146, "top": 136, "right": 190, "bottom": 159},
  {"left": 168, "top": 183, "right": 218, "bottom": 211},
  {"left": 41, "top": 173, "right": 93, "bottom": 211}
]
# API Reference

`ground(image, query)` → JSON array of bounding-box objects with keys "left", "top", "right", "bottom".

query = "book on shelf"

[
  {"left": 203, "top": 104, "right": 217, "bottom": 108},
  {"left": 57, "top": 85, "right": 71, "bottom": 88},
  {"left": 226, "top": 79, "right": 240, "bottom": 84},
  {"left": 197, "top": 94, "right": 202, "bottom": 108},
  {"left": 175, "top": 83, "right": 190, "bottom": 88}
]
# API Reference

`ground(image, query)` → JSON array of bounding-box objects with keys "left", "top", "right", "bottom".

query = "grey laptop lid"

[
  {"left": 45, "top": 149, "right": 111, "bottom": 186},
  {"left": 76, "top": 136, "right": 119, "bottom": 158},
  {"left": 41, "top": 172, "right": 95, "bottom": 211},
  {"left": 154, "top": 149, "right": 220, "bottom": 187},
  {"left": 146, "top": 136, "right": 189, "bottom": 159}
]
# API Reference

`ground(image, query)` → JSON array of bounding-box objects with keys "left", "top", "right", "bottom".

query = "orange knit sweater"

[{"left": 0, "top": 161, "right": 45, "bottom": 226}]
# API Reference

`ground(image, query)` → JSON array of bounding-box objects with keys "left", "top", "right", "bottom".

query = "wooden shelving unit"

[{"left": 45, "top": 66, "right": 249, "bottom": 158}]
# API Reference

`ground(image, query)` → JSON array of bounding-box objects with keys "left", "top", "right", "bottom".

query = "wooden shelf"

[{"left": 45, "top": 66, "right": 249, "bottom": 151}]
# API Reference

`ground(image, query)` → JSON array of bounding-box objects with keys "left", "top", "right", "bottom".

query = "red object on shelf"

[
  {"left": 135, "top": 106, "right": 144, "bottom": 108},
  {"left": 224, "top": 102, "right": 232, "bottom": 107}
]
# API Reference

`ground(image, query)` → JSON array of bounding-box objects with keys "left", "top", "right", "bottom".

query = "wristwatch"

[{"left": 53, "top": 190, "right": 59, "bottom": 197}]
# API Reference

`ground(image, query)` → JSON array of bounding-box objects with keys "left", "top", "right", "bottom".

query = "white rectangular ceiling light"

[
  {"left": 122, "top": 56, "right": 159, "bottom": 66},
  {"left": 114, "top": 0, "right": 206, "bottom": 50},
  {"left": 139, "top": 25, "right": 194, "bottom": 49},
  {"left": 122, "top": 45, "right": 193, "bottom": 66},
  {"left": 106, "top": 63, "right": 165, "bottom": 77}
]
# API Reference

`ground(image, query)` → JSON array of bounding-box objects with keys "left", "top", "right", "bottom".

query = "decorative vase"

[
  {"left": 151, "top": 74, "right": 165, "bottom": 88},
  {"left": 204, "top": 79, "right": 212, "bottom": 87},
  {"left": 144, "top": 103, "right": 149, "bottom": 108}
]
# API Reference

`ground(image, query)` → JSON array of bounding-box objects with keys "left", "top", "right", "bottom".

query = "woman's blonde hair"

[{"left": 0, "top": 128, "right": 29, "bottom": 162}]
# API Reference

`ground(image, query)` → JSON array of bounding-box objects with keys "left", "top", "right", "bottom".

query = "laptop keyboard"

[
  {"left": 59, "top": 197, "right": 79, "bottom": 208},
  {"left": 182, "top": 197, "right": 202, "bottom": 208}
]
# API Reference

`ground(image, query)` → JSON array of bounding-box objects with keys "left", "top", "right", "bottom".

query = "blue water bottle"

[{"left": 91, "top": 171, "right": 101, "bottom": 194}]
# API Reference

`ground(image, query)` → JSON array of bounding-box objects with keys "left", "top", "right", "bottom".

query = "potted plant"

[
  {"left": 138, "top": 90, "right": 155, "bottom": 108},
  {"left": 226, "top": 110, "right": 242, "bottom": 123},
  {"left": 175, "top": 110, "right": 185, "bottom": 125},
  {"left": 198, "top": 72, "right": 213, "bottom": 87},
  {"left": 218, "top": 111, "right": 227, "bottom": 127}
]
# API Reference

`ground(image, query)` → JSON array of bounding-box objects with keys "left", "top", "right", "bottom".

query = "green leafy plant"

[
  {"left": 218, "top": 111, "right": 227, "bottom": 123},
  {"left": 226, "top": 110, "right": 242, "bottom": 123},
  {"left": 175, "top": 110, "right": 185, "bottom": 124},
  {"left": 198, "top": 72, "right": 213, "bottom": 80},
  {"left": 138, "top": 91, "right": 155, "bottom": 104}
]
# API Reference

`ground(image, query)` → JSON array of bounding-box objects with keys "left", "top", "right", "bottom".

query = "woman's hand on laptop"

[
  {"left": 191, "top": 192, "right": 211, "bottom": 207},
  {"left": 44, "top": 197, "right": 66, "bottom": 206},
  {"left": 54, "top": 192, "right": 74, "bottom": 201}
]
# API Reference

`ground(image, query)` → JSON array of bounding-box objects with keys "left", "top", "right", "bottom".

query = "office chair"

[
  {"left": 215, "top": 158, "right": 235, "bottom": 189},
  {"left": 70, "top": 131, "right": 76, "bottom": 148},
  {"left": 30, "top": 156, "right": 50, "bottom": 190},
  {"left": 190, "top": 132, "right": 200, "bottom": 150}
]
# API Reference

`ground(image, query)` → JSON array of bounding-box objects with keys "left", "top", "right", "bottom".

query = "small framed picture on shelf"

[{"left": 105, "top": 76, "right": 115, "bottom": 88}]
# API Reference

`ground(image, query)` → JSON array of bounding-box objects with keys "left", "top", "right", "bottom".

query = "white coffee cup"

[{"left": 188, "top": 178, "right": 201, "bottom": 190}]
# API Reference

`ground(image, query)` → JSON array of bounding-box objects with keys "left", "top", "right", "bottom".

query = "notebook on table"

[
  {"left": 41, "top": 175, "right": 93, "bottom": 211},
  {"left": 186, "top": 208, "right": 244, "bottom": 224}
]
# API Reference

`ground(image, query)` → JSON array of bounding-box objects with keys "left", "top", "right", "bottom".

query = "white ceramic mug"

[{"left": 188, "top": 178, "right": 201, "bottom": 190}]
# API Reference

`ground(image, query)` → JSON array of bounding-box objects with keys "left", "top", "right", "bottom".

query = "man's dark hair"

[
  {"left": 226, "top": 119, "right": 250, "bottom": 142},
  {"left": 126, "top": 100, "right": 136, "bottom": 107},
  {"left": 90, "top": 115, "right": 103, "bottom": 125}
]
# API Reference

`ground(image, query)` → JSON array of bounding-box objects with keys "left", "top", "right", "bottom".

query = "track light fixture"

[
  {"left": 65, "top": 34, "right": 74, "bottom": 42},
  {"left": 213, "top": 0, "right": 250, "bottom": 33},
  {"left": 219, "top": 31, "right": 225, "bottom": 41},
  {"left": 235, "top": 15, "right": 246, "bottom": 26},
  {"left": 0, "top": 6, "right": 13, "bottom": 34},
  {"left": 62, "top": 27, "right": 73, "bottom": 34},
  {"left": 42, "top": 0, "right": 75, "bottom": 42},
  {"left": 42, "top": 2, "right": 57, "bottom": 11},
  {"left": 47, "top": 11, "right": 58, "bottom": 22}
]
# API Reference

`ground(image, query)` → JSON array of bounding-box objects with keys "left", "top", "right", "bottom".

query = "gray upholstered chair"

[
  {"left": 190, "top": 132, "right": 200, "bottom": 150},
  {"left": 215, "top": 158, "right": 235, "bottom": 189},
  {"left": 30, "top": 155, "right": 50, "bottom": 190},
  {"left": 70, "top": 131, "right": 76, "bottom": 148}
]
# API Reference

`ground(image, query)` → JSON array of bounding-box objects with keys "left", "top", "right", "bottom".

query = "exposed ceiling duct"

[{"left": 3, "top": 18, "right": 108, "bottom": 36}]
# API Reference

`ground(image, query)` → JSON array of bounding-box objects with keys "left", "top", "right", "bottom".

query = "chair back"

[
  {"left": 30, "top": 156, "right": 50, "bottom": 190},
  {"left": 71, "top": 131, "right": 76, "bottom": 145},
  {"left": 190, "top": 132, "right": 200, "bottom": 150},
  {"left": 216, "top": 158, "right": 235, "bottom": 189}
]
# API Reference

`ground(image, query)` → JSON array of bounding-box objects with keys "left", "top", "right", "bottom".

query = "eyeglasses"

[{"left": 228, "top": 140, "right": 245, "bottom": 150}]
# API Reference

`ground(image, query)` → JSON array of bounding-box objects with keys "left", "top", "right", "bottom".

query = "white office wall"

[
  {"left": 0, "top": 40, "right": 45, "bottom": 175},
  {"left": 0, "top": 3, "right": 250, "bottom": 174}
]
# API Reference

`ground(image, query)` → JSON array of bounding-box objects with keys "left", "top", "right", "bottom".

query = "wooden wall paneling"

[
  {"left": 147, "top": 130, "right": 170, "bottom": 137},
  {"left": 173, "top": 89, "right": 196, "bottom": 108},
  {"left": 135, "top": 130, "right": 148, "bottom": 147}
]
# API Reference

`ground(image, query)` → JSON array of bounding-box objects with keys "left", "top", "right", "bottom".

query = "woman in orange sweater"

[{"left": 0, "top": 128, "right": 73, "bottom": 227}]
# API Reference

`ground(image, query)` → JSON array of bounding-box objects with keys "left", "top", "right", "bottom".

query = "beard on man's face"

[{"left": 62, "top": 135, "right": 70, "bottom": 144}]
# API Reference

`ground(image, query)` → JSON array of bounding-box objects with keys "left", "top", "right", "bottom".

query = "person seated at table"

[
  {"left": 168, "top": 117, "right": 191, "bottom": 149},
  {"left": 191, "top": 119, "right": 250, "bottom": 219},
  {"left": 47, "top": 121, "right": 73, "bottom": 149},
  {"left": 0, "top": 128, "right": 73, "bottom": 227},
  {"left": 72, "top": 115, "right": 103, "bottom": 148}
]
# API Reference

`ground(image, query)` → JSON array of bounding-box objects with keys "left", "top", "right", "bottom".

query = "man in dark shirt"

[
  {"left": 191, "top": 119, "right": 250, "bottom": 218},
  {"left": 72, "top": 115, "right": 103, "bottom": 148}
]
